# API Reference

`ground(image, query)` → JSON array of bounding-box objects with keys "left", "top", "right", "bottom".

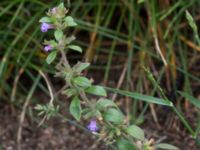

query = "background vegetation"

[{"left": 1, "top": 0, "right": 200, "bottom": 149}]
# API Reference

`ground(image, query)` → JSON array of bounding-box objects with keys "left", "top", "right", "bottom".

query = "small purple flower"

[
  {"left": 87, "top": 120, "right": 98, "bottom": 132},
  {"left": 41, "top": 22, "right": 54, "bottom": 32},
  {"left": 44, "top": 45, "right": 53, "bottom": 52}
]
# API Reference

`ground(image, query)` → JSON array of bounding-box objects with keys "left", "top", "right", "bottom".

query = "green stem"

[
  {"left": 143, "top": 66, "right": 195, "bottom": 136},
  {"left": 60, "top": 49, "right": 70, "bottom": 68},
  {"left": 172, "top": 107, "right": 195, "bottom": 136},
  {"left": 79, "top": 91, "right": 94, "bottom": 106}
]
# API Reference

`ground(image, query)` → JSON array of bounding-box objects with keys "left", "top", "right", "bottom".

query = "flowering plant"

[{"left": 35, "top": 3, "right": 178, "bottom": 150}]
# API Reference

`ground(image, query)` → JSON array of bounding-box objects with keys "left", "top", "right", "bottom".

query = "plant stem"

[{"left": 60, "top": 49, "right": 70, "bottom": 68}]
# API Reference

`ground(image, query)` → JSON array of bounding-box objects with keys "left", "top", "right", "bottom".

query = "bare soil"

[{"left": 0, "top": 101, "right": 199, "bottom": 150}]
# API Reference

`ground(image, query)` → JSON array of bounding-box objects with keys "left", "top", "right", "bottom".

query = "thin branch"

[
  {"left": 154, "top": 35, "right": 168, "bottom": 66},
  {"left": 39, "top": 70, "right": 54, "bottom": 105},
  {"left": 112, "top": 61, "right": 128, "bottom": 101},
  {"left": 11, "top": 68, "right": 24, "bottom": 102}
]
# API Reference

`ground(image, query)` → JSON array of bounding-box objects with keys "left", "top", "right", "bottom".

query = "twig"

[
  {"left": 17, "top": 75, "right": 41, "bottom": 150},
  {"left": 11, "top": 68, "right": 24, "bottom": 102},
  {"left": 88, "top": 136, "right": 103, "bottom": 150},
  {"left": 154, "top": 35, "right": 168, "bottom": 66},
  {"left": 54, "top": 84, "right": 68, "bottom": 97},
  {"left": 39, "top": 70, "right": 54, "bottom": 105},
  {"left": 17, "top": 96, "right": 30, "bottom": 150},
  {"left": 112, "top": 61, "right": 128, "bottom": 101},
  {"left": 37, "top": 70, "right": 55, "bottom": 126}
]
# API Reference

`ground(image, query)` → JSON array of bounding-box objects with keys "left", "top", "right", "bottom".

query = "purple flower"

[
  {"left": 41, "top": 22, "right": 54, "bottom": 32},
  {"left": 87, "top": 120, "right": 98, "bottom": 132},
  {"left": 44, "top": 45, "right": 53, "bottom": 52}
]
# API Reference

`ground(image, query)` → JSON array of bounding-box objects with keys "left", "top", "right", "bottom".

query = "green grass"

[{"left": 1, "top": 0, "right": 200, "bottom": 148}]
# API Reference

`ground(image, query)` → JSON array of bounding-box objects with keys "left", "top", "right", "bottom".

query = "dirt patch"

[
  {"left": 0, "top": 109, "right": 109, "bottom": 150},
  {"left": 0, "top": 104, "right": 199, "bottom": 150}
]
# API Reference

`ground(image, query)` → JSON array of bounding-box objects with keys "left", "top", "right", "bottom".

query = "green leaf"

[
  {"left": 68, "top": 45, "right": 82, "bottom": 53},
  {"left": 63, "top": 88, "right": 77, "bottom": 97},
  {"left": 73, "top": 62, "right": 90, "bottom": 73},
  {"left": 179, "top": 91, "right": 200, "bottom": 109},
  {"left": 35, "top": 104, "right": 59, "bottom": 119},
  {"left": 34, "top": 104, "right": 43, "bottom": 111},
  {"left": 65, "top": 16, "right": 77, "bottom": 27},
  {"left": 154, "top": 143, "right": 178, "bottom": 150},
  {"left": 44, "top": 40, "right": 57, "bottom": 47},
  {"left": 135, "top": 116, "right": 144, "bottom": 124},
  {"left": 46, "top": 51, "right": 57, "bottom": 64},
  {"left": 83, "top": 110, "right": 95, "bottom": 119},
  {"left": 116, "top": 138, "right": 137, "bottom": 150},
  {"left": 54, "top": 30, "right": 63, "bottom": 41},
  {"left": 83, "top": 109, "right": 101, "bottom": 119},
  {"left": 96, "top": 98, "right": 117, "bottom": 110},
  {"left": 66, "top": 36, "right": 76, "bottom": 44},
  {"left": 126, "top": 125, "right": 145, "bottom": 141},
  {"left": 58, "top": 2, "right": 64, "bottom": 9},
  {"left": 103, "top": 108, "right": 124, "bottom": 124},
  {"left": 85, "top": 86, "right": 107, "bottom": 97},
  {"left": 39, "top": 17, "right": 52, "bottom": 23},
  {"left": 49, "top": 40, "right": 57, "bottom": 47},
  {"left": 69, "top": 96, "right": 82, "bottom": 121},
  {"left": 73, "top": 76, "right": 92, "bottom": 88},
  {"left": 137, "top": 0, "right": 145, "bottom": 3},
  {"left": 105, "top": 87, "right": 173, "bottom": 107}
]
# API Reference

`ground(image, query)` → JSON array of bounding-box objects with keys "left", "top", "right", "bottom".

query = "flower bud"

[
  {"left": 51, "top": 7, "right": 57, "bottom": 15},
  {"left": 44, "top": 45, "right": 53, "bottom": 52}
]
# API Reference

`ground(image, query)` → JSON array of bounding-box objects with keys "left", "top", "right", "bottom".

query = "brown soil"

[
  {"left": 0, "top": 102, "right": 199, "bottom": 150},
  {"left": 0, "top": 107, "right": 109, "bottom": 150}
]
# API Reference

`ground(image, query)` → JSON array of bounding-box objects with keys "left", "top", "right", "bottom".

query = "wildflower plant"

[{"left": 35, "top": 3, "right": 178, "bottom": 150}]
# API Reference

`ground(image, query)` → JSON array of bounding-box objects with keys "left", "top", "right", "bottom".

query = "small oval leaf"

[
  {"left": 46, "top": 51, "right": 57, "bottom": 64},
  {"left": 63, "top": 88, "right": 77, "bottom": 97},
  {"left": 85, "top": 86, "right": 107, "bottom": 97},
  {"left": 66, "top": 36, "right": 76, "bottom": 44},
  {"left": 154, "top": 143, "right": 178, "bottom": 150},
  {"left": 103, "top": 108, "right": 124, "bottom": 124},
  {"left": 65, "top": 16, "right": 77, "bottom": 27},
  {"left": 117, "top": 138, "right": 137, "bottom": 150},
  {"left": 73, "top": 62, "right": 90, "bottom": 73},
  {"left": 70, "top": 96, "right": 82, "bottom": 121},
  {"left": 39, "top": 17, "right": 52, "bottom": 23},
  {"left": 54, "top": 30, "right": 63, "bottom": 41},
  {"left": 126, "top": 125, "right": 145, "bottom": 141},
  {"left": 96, "top": 98, "right": 117, "bottom": 110},
  {"left": 73, "top": 76, "right": 91, "bottom": 88},
  {"left": 68, "top": 45, "right": 82, "bottom": 53},
  {"left": 58, "top": 3, "right": 64, "bottom": 9}
]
